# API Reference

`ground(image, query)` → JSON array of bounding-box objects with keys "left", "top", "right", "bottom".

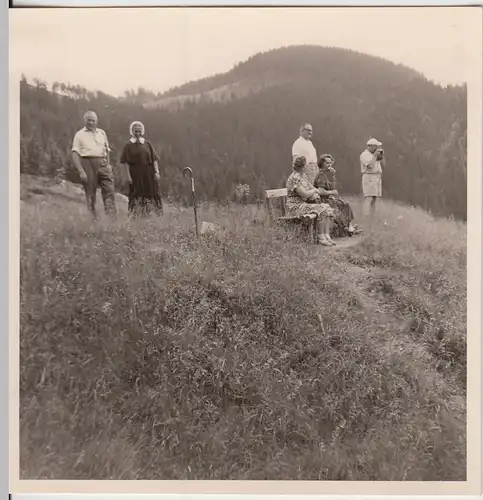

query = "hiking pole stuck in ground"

[{"left": 183, "top": 166, "right": 199, "bottom": 238}]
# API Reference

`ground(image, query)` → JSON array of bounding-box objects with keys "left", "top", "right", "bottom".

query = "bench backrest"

[
  {"left": 265, "top": 188, "right": 288, "bottom": 221},
  {"left": 265, "top": 188, "right": 288, "bottom": 199}
]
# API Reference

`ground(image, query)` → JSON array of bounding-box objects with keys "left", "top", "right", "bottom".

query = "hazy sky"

[{"left": 10, "top": 6, "right": 477, "bottom": 96}]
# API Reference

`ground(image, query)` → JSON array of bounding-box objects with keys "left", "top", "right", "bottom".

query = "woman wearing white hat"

[{"left": 360, "top": 138, "right": 385, "bottom": 216}]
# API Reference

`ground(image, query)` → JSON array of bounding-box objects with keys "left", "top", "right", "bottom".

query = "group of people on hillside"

[
  {"left": 71, "top": 112, "right": 385, "bottom": 237},
  {"left": 71, "top": 111, "right": 163, "bottom": 219},
  {"left": 288, "top": 122, "right": 385, "bottom": 246}
]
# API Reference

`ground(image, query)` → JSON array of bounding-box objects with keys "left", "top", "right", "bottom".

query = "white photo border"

[{"left": 7, "top": 2, "right": 483, "bottom": 499}]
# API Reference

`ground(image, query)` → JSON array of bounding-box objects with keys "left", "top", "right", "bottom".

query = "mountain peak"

[{"left": 156, "top": 45, "right": 429, "bottom": 104}]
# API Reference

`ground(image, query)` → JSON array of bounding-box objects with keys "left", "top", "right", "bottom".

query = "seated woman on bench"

[
  {"left": 286, "top": 155, "right": 336, "bottom": 246},
  {"left": 313, "top": 154, "right": 358, "bottom": 237}
]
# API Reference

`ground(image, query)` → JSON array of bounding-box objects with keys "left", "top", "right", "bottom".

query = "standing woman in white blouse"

[{"left": 360, "top": 137, "right": 385, "bottom": 217}]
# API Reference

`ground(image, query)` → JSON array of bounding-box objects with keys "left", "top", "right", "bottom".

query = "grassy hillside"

[
  {"left": 143, "top": 79, "right": 282, "bottom": 112},
  {"left": 19, "top": 175, "right": 466, "bottom": 480}
]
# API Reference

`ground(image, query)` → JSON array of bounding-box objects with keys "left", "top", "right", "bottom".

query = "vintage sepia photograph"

[{"left": 9, "top": 4, "right": 480, "bottom": 487}]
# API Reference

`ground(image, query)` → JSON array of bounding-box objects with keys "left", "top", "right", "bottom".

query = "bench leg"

[
  {"left": 278, "top": 218, "right": 317, "bottom": 244},
  {"left": 308, "top": 220, "right": 314, "bottom": 243}
]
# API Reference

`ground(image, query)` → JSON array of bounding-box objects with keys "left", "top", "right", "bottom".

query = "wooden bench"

[{"left": 265, "top": 188, "right": 317, "bottom": 243}]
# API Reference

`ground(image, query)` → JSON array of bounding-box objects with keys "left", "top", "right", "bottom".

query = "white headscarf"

[{"left": 130, "top": 121, "right": 145, "bottom": 144}]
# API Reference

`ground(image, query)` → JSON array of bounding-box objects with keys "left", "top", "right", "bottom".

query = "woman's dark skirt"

[
  {"left": 128, "top": 164, "right": 163, "bottom": 217},
  {"left": 325, "top": 197, "right": 354, "bottom": 237}
]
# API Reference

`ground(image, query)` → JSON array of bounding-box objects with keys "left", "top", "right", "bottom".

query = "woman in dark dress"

[
  {"left": 120, "top": 121, "right": 163, "bottom": 217},
  {"left": 313, "top": 154, "right": 358, "bottom": 237}
]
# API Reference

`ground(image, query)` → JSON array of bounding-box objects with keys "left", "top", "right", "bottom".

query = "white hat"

[{"left": 367, "top": 138, "right": 382, "bottom": 146}]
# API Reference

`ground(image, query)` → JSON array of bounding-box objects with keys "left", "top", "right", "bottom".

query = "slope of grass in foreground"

[{"left": 19, "top": 177, "right": 466, "bottom": 480}]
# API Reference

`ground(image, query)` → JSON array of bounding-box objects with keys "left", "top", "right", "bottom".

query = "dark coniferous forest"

[{"left": 20, "top": 45, "right": 467, "bottom": 220}]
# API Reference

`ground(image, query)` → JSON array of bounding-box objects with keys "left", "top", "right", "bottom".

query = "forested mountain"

[{"left": 19, "top": 45, "right": 467, "bottom": 220}]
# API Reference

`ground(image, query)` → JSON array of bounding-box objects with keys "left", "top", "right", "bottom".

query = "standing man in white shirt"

[
  {"left": 292, "top": 123, "right": 318, "bottom": 185},
  {"left": 360, "top": 137, "right": 385, "bottom": 217},
  {"left": 71, "top": 110, "right": 117, "bottom": 219}
]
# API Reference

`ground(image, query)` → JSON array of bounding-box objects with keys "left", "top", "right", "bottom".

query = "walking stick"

[{"left": 183, "top": 166, "right": 199, "bottom": 238}]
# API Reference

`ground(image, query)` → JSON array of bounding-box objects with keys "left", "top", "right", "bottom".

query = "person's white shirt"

[
  {"left": 292, "top": 136, "right": 317, "bottom": 164},
  {"left": 360, "top": 149, "right": 382, "bottom": 174},
  {"left": 72, "top": 127, "right": 110, "bottom": 158}
]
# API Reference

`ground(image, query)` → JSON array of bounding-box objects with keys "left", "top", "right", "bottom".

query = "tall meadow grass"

[{"left": 19, "top": 177, "right": 466, "bottom": 480}]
